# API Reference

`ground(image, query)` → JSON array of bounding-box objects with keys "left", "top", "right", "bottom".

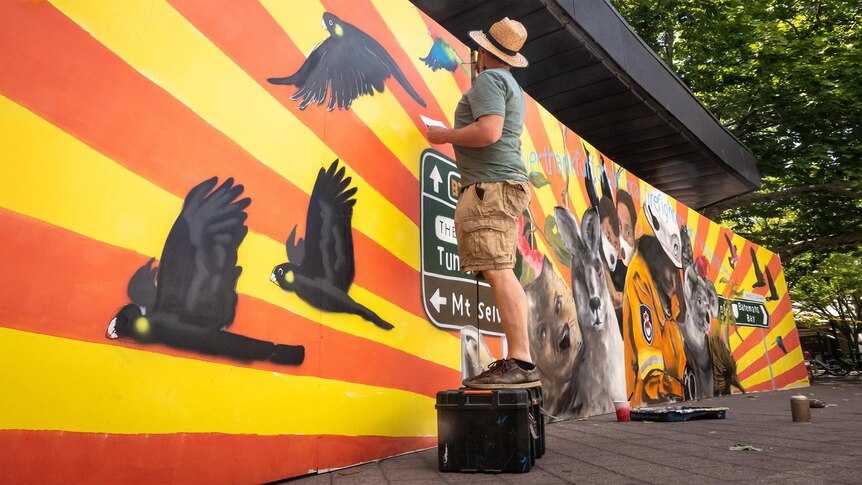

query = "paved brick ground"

[{"left": 282, "top": 376, "right": 862, "bottom": 484}]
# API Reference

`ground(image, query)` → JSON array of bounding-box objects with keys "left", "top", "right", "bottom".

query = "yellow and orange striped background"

[{"left": 0, "top": 0, "right": 806, "bottom": 483}]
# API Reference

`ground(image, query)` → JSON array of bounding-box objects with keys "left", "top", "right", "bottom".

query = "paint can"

[{"left": 790, "top": 394, "right": 811, "bottom": 422}]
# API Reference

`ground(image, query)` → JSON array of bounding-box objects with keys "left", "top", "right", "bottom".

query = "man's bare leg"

[{"left": 482, "top": 268, "right": 532, "bottom": 363}]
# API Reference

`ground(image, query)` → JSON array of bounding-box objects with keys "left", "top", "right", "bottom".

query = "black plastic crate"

[
  {"left": 436, "top": 388, "right": 542, "bottom": 473},
  {"left": 527, "top": 386, "right": 545, "bottom": 458}
]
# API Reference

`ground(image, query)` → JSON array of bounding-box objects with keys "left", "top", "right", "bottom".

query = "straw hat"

[{"left": 469, "top": 17, "right": 529, "bottom": 68}]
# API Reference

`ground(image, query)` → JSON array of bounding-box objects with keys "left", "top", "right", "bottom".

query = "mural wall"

[{"left": 0, "top": 0, "right": 807, "bottom": 483}]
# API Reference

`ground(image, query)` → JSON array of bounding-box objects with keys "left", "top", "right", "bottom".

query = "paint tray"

[{"left": 629, "top": 406, "right": 728, "bottom": 422}]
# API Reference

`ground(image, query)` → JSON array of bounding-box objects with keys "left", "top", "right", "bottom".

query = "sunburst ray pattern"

[{"left": 0, "top": 1, "right": 806, "bottom": 483}]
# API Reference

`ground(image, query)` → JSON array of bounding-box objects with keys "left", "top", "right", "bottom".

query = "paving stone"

[
  {"left": 288, "top": 473, "right": 332, "bottom": 484},
  {"left": 287, "top": 378, "right": 862, "bottom": 485},
  {"left": 379, "top": 457, "right": 429, "bottom": 470},
  {"left": 498, "top": 467, "right": 569, "bottom": 484},
  {"left": 441, "top": 471, "right": 512, "bottom": 483},
  {"left": 648, "top": 454, "right": 720, "bottom": 470},
  {"left": 330, "top": 464, "right": 386, "bottom": 484},
  {"left": 692, "top": 465, "right": 766, "bottom": 481},
  {"left": 388, "top": 480, "right": 452, "bottom": 485},
  {"left": 330, "top": 476, "right": 387, "bottom": 485},
  {"left": 382, "top": 467, "right": 444, "bottom": 482}
]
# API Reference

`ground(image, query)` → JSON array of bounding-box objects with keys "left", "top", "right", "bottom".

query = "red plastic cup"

[{"left": 614, "top": 400, "right": 631, "bottom": 422}]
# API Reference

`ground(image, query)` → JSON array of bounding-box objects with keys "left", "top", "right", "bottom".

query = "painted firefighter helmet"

[{"left": 643, "top": 193, "right": 682, "bottom": 269}]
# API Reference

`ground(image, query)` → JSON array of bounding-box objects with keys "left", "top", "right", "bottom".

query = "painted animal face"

[
  {"left": 322, "top": 12, "right": 345, "bottom": 38},
  {"left": 271, "top": 263, "right": 298, "bottom": 291},
  {"left": 107, "top": 304, "right": 148, "bottom": 341},
  {"left": 526, "top": 258, "right": 582, "bottom": 383},
  {"left": 555, "top": 207, "right": 612, "bottom": 329},
  {"left": 683, "top": 266, "right": 719, "bottom": 337}
]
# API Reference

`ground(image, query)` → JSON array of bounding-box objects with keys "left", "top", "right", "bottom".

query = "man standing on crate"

[{"left": 427, "top": 17, "right": 538, "bottom": 389}]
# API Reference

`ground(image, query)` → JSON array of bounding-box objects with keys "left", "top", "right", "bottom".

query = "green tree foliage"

[
  {"left": 609, "top": 0, "right": 862, "bottom": 264},
  {"left": 789, "top": 249, "right": 862, "bottom": 353}
]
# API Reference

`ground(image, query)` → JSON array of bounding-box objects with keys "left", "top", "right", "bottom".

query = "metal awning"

[{"left": 411, "top": 0, "right": 761, "bottom": 210}]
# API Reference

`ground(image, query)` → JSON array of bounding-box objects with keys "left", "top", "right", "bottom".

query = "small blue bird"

[
  {"left": 775, "top": 336, "right": 787, "bottom": 354},
  {"left": 419, "top": 28, "right": 468, "bottom": 74}
]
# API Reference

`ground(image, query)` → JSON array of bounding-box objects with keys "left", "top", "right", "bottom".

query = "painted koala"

[{"left": 681, "top": 262, "right": 719, "bottom": 399}]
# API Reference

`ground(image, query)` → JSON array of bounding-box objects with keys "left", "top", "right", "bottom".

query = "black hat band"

[{"left": 486, "top": 34, "right": 518, "bottom": 57}]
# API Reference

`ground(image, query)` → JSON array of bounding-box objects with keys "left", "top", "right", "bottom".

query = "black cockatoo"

[
  {"left": 268, "top": 12, "right": 426, "bottom": 111},
  {"left": 582, "top": 144, "right": 599, "bottom": 209},
  {"left": 598, "top": 155, "right": 614, "bottom": 202},
  {"left": 751, "top": 247, "right": 766, "bottom": 288},
  {"left": 582, "top": 146, "right": 615, "bottom": 209},
  {"left": 724, "top": 233, "right": 739, "bottom": 269},
  {"left": 271, "top": 160, "right": 394, "bottom": 330},
  {"left": 765, "top": 266, "right": 779, "bottom": 301},
  {"left": 108, "top": 178, "right": 304, "bottom": 366}
]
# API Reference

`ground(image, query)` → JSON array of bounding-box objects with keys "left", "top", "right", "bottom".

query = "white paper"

[{"left": 420, "top": 114, "right": 445, "bottom": 128}]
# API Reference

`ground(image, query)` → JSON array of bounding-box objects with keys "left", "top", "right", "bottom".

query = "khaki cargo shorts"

[{"left": 454, "top": 180, "right": 531, "bottom": 273}]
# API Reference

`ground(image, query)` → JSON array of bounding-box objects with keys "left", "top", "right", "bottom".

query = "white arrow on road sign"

[
  {"left": 430, "top": 288, "right": 448, "bottom": 312},
  {"left": 430, "top": 166, "right": 443, "bottom": 193}
]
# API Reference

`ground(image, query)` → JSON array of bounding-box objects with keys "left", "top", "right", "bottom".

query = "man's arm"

[{"left": 427, "top": 114, "right": 504, "bottom": 147}]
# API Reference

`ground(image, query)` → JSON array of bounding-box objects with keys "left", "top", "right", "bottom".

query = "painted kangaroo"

[
  {"left": 554, "top": 206, "right": 626, "bottom": 416},
  {"left": 525, "top": 256, "right": 583, "bottom": 417}
]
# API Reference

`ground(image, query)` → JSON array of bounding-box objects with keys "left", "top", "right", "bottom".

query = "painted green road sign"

[
  {"left": 420, "top": 149, "right": 503, "bottom": 335},
  {"left": 718, "top": 296, "right": 770, "bottom": 328}
]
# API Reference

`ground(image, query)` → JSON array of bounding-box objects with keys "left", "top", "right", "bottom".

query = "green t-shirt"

[{"left": 453, "top": 68, "right": 527, "bottom": 186}]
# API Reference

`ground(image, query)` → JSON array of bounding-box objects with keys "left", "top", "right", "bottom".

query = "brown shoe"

[{"left": 463, "top": 359, "right": 541, "bottom": 389}]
